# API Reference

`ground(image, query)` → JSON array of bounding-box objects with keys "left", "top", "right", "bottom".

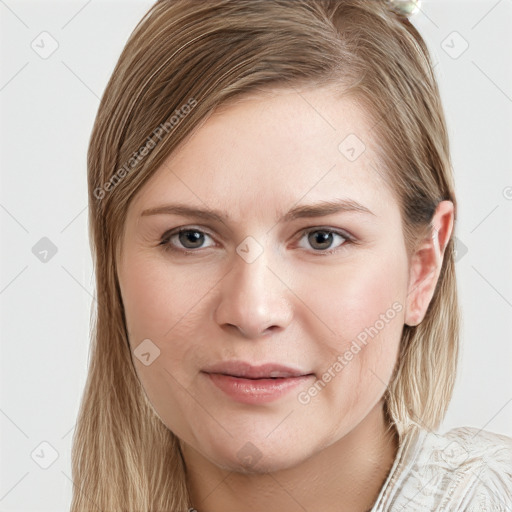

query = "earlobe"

[{"left": 404, "top": 200, "right": 455, "bottom": 327}]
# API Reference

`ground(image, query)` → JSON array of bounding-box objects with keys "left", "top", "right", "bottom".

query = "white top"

[{"left": 371, "top": 425, "right": 512, "bottom": 511}]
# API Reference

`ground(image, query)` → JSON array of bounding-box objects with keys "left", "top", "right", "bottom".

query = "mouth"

[
  {"left": 201, "top": 361, "right": 315, "bottom": 404},
  {"left": 201, "top": 361, "right": 313, "bottom": 379}
]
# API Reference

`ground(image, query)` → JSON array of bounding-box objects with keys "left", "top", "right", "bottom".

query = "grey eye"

[
  {"left": 161, "top": 228, "right": 215, "bottom": 252},
  {"left": 177, "top": 230, "right": 206, "bottom": 249},
  {"left": 299, "top": 229, "right": 348, "bottom": 252}
]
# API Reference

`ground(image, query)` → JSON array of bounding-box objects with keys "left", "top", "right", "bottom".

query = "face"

[{"left": 117, "top": 86, "right": 410, "bottom": 473}]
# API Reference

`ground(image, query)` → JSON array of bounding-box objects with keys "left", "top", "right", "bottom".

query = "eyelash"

[{"left": 158, "top": 226, "right": 356, "bottom": 256}]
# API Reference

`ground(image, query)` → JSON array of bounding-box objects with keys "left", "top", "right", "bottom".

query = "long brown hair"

[{"left": 71, "top": 1, "right": 459, "bottom": 509}]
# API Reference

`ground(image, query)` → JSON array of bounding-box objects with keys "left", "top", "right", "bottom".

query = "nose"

[{"left": 214, "top": 243, "right": 293, "bottom": 339}]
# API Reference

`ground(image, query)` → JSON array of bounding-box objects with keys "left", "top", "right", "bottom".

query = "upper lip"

[{"left": 202, "top": 361, "right": 312, "bottom": 379}]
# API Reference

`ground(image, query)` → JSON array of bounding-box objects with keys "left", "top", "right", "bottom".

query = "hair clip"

[{"left": 386, "top": 0, "right": 422, "bottom": 18}]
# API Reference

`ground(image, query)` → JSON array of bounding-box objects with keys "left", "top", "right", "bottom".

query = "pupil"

[
  {"left": 310, "top": 231, "right": 332, "bottom": 250},
  {"left": 179, "top": 230, "right": 204, "bottom": 248}
]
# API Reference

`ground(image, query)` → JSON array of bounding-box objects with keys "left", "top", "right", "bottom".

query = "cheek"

[
  {"left": 119, "top": 252, "right": 211, "bottom": 341},
  {"left": 300, "top": 247, "right": 406, "bottom": 330},
  {"left": 118, "top": 253, "right": 211, "bottom": 441},
  {"left": 118, "top": 252, "right": 219, "bottom": 391},
  {"left": 296, "top": 249, "right": 406, "bottom": 408}
]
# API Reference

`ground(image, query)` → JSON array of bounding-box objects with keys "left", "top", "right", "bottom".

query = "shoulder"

[
  {"left": 438, "top": 426, "right": 512, "bottom": 478},
  {"left": 416, "top": 426, "right": 512, "bottom": 511},
  {"left": 441, "top": 425, "right": 512, "bottom": 457},
  {"left": 373, "top": 425, "right": 512, "bottom": 512},
  {"left": 439, "top": 426, "right": 512, "bottom": 509}
]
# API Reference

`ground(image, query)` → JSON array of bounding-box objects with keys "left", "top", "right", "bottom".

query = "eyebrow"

[{"left": 140, "top": 198, "right": 375, "bottom": 223}]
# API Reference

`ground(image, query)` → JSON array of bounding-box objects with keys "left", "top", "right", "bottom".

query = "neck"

[{"left": 182, "top": 399, "right": 399, "bottom": 512}]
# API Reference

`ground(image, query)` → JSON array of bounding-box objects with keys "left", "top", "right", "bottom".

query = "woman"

[{"left": 71, "top": 0, "right": 512, "bottom": 510}]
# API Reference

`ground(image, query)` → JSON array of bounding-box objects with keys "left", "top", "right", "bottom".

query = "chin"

[{"left": 205, "top": 438, "right": 315, "bottom": 475}]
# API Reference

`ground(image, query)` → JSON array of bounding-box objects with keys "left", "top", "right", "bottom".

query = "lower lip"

[{"left": 204, "top": 372, "right": 314, "bottom": 404}]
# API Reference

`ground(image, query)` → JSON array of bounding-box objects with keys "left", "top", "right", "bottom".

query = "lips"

[
  {"left": 202, "top": 361, "right": 312, "bottom": 379},
  {"left": 202, "top": 361, "right": 315, "bottom": 405}
]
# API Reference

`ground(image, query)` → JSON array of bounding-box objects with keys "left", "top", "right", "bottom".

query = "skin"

[{"left": 117, "top": 86, "right": 454, "bottom": 512}]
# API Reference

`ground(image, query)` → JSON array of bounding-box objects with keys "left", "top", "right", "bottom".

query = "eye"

[
  {"left": 159, "top": 226, "right": 354, "bottom": 255},
  {"left": 297, "top": 227, "right": 352, "bottom": 255},
  {"left": 159, "top": 227, "right": 216, "bottom": 253}
]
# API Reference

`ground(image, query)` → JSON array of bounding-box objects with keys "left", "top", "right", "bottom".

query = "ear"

[{"left": 404, "top": 200, "right": 455, "bottom": 327}]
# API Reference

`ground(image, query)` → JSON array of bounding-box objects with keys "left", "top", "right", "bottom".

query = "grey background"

[{"left": 1, "top": 0, "right": 511, "bottom": 510}]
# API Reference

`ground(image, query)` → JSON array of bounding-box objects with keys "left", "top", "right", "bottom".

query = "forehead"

[{"left": 129, "top": 87, "right": 395, "bottom": 221}]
